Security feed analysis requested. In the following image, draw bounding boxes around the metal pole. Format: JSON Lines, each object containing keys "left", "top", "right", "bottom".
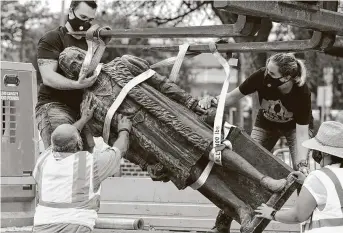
{"left": 68, "top": 25, "right": 254, "bottom": 38}
{"left": 60, "top": 0, "right": 66, "bottom": 26}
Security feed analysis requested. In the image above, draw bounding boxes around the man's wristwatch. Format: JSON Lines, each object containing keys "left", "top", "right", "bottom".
{"left": 270, "top": 210, "right": 277, "bottom": 221}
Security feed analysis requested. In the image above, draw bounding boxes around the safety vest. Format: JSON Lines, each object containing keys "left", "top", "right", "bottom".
{"left": 302, "top": 165, "right": 343, "bottom": 233}
{"left": 32, "top": 147, "right": 100, "bottom": 229}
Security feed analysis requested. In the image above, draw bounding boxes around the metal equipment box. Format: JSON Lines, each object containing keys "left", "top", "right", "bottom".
{"left": 1, "top": 61, "right": 39, "bottom": 227}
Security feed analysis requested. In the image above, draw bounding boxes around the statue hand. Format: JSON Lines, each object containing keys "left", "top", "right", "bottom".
{"left": 198, "top": 96, "right": 218, "bottom": 110}
{"left": 77, "top": 70, "right": 98, "bottom": 88}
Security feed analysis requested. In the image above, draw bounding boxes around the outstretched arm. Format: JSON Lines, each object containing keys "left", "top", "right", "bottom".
{"left": 121, "top": 55, "right": 198, "bottom": 110}
{"left": 148, "top": 73, "right": 198, "bottom": 110}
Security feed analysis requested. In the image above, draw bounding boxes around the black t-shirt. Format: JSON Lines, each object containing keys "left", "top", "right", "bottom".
{"left": 36, "top": 26, "right": 88, "bottom": 112}
{"left": 239, "top": 67, "right": 314, "bottom": 130}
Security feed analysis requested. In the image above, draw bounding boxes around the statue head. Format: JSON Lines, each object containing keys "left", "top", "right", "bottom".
{"left": 59, "top": 46, "right": 87, "bottom": 80}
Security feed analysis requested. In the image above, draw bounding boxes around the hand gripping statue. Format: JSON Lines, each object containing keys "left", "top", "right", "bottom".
{"left": 59, "top": 46, "right": 296, "bottom": 233}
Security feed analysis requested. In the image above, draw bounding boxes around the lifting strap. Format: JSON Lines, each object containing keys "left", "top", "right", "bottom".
{"left": 102, "top": 43, "right": 191, "bottom": 143}
{"left": 79, "top": 24, "right": 111, "bottom": 80}
{"left": 169, "top": 44, "right": 189, "bottom": 82}
{"left": 190, "top": 43, "right": 238, "bottom": 190}
{"left": 102, "top": 69, "right": 156, "bottom": 143}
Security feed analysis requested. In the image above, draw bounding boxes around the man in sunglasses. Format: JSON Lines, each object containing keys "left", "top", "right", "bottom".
{"left": 36, "top": 0, "right": 98, "bottom": 153}
{"left": 255, "top": 121, "right": 343, "bottom": 233}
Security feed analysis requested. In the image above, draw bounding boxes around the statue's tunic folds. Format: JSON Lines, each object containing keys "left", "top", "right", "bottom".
{"left": 59, "top": 47, "right": 215, "bottom": 189}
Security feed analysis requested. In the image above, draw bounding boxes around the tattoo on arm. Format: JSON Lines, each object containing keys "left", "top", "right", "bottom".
{"left": 37, "top": 59, "right": 57, "bottom": 66}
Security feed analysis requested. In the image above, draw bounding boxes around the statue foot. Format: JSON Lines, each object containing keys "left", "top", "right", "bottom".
{"left": 238, "top": 207, "right": 253, "bottom": 233}
{"left": 240, "top": 220, "right": 255, "bottom": 233}
{"left": 260, "top": 176, "right": 287, "bottom": 193}
{"left": 211, "top": 210, "right": 233, "bottom": 233}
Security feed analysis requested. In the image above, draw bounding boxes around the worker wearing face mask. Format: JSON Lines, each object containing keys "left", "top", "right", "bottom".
{"left": 36, "top": 0, "right": 99, "bottom": 154}
{"left": 199, "top": 53, "right": 314, "bottom": 233}
{"left": 255, "top": 121, "right": 343, "bottom": 233}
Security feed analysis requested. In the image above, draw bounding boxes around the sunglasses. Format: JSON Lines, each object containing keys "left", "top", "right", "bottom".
{"left": 312, "top": 150, "right": 324, "bottom": 164}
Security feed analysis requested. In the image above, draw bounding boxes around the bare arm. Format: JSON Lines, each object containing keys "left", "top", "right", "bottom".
{"left": 73, "top": 117, "right": 88, "bottom": 132}
{"left": 221, "top": 87, "right": 246, "bottom": 108}
{"left": 73, "top": 95, "right": 96, "bottom": 132}
{"left": 255, "top": 186, "right": 316, "bottom": 224}
{"left": 274, "top": 186, "right": 316, "bottom": 224}
{"left": 112, "top": 131, "right": 130, "bottom": 156}
{"left": 295, "top": 124, "right": 310, "bottom": 168}
{"left": 93, "top": 115, "right": 131, "bottom": 183}
{"left": 38, "top": 59, "right": 83, "bottom": 90}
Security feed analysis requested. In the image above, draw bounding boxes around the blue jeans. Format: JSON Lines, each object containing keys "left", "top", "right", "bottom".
{"left": 250, "top": 126, "right": 313, "bottom": 169}
{"left": 35, "top": 102, "right": 95, "bottom": 151}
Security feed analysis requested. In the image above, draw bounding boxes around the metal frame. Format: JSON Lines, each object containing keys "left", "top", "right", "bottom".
{"left": 115, "top": 31, "right": 335, "bottom": 53}
{"left": 69, "top": 15, "right": 260, "bottom": 38}
{"left": 69, "top": 1, "right": 343, "bottom": 55}
{"left": 215, "top": 0, "right": 343, "bottom": 36}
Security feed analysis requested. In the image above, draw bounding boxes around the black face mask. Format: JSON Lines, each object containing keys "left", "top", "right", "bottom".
{"left": 68, "top": 9, "right": 92, "bottom": 31}
{"left": 263, "top": 73, "right": 285, "bottom": 88}
{"left": 312, "top": 150, "right": 323, "bottom": 164}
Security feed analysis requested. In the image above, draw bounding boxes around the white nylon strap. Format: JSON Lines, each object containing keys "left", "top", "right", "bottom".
{"left": 190, "top": 161, "right": 215, "bottom": 190}
{"left": 102, "top": 69, "right": 156, "bottom": 143}
{"left": 210, "top": 42, "right": 233, "bottom": 166}
{"left": 79, "top": 25, "right": 100, "bottom": 80}
{"left": 190, "top": 43, "right": 237, "bottom": 190}
{"left": 151, "top": 53, "right": 198, "bottom": 69}
{"left": 94, "top": 63, "right": 103, "bottom": 77}
{"left": 169, "top": 44, "right": 189, "bottom": 82}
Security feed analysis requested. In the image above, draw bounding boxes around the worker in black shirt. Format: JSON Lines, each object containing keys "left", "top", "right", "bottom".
{"left": 199, "top": 53, "right": 314, "bottom": 233}
{"left": 36, "top": 0, "right": 98, "bottom": 152}
{"left": 199, "top": 53, "right": 314, "bottom": 173}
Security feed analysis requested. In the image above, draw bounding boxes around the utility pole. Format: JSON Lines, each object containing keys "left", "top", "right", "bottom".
{"left": 59, "top": 0, "right": 66, "bottom": 26}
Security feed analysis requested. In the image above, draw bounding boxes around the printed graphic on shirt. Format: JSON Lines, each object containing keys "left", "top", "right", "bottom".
{"left": 260, "top": 99, "right": 293, "bottom": 123}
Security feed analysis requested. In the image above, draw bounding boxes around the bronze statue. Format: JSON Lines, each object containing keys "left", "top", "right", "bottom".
{"left": 59, "top": 46, "right": 295, "bottom": 233}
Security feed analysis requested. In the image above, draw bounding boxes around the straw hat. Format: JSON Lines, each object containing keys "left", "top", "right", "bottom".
{"left": 302, "top": 121, "right": 343, "bottom": 158}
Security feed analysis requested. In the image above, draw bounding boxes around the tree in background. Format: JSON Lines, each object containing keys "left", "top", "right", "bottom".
{"left": 108, "top": 0, "right": 343, "bottom": 111}
{"left": 1, "top": 0, "right": 55, "bottom": 62}
{"left": 1, "top": 0, "right": 342, "bottom": 108}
